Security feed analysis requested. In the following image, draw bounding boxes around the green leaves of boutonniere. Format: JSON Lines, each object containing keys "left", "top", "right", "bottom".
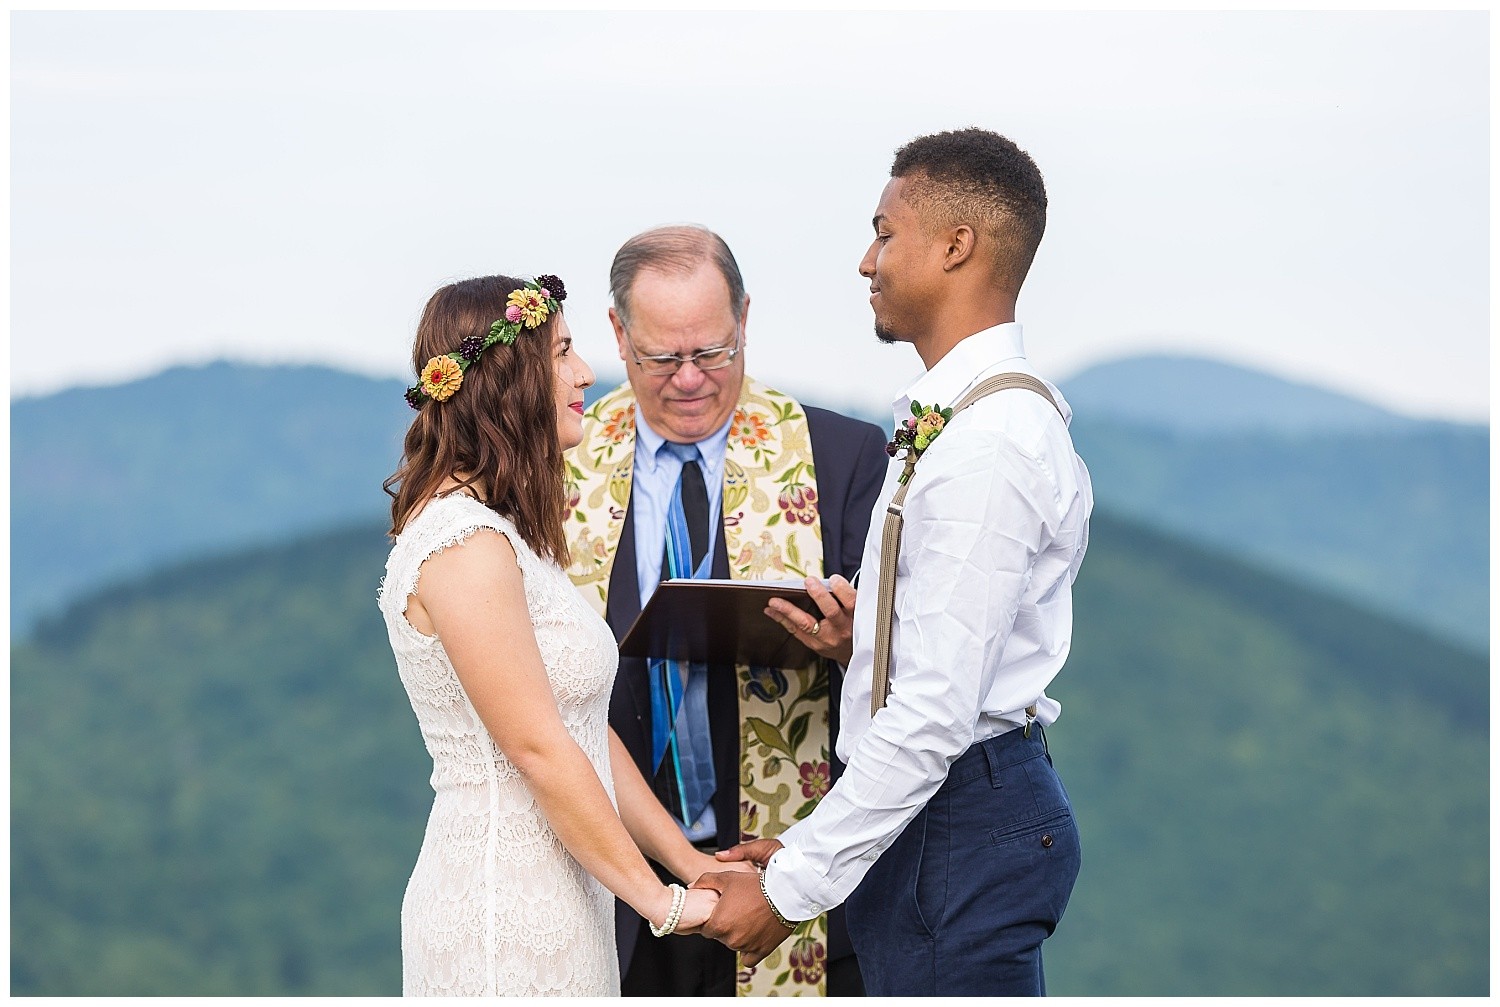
{"left": 886, "top": 400, "right": 955, "bottom": 484}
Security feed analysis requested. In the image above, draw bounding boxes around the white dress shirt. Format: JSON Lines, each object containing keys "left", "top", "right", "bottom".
{"left": 763, "top": 322, "right": 1093, "bottom": 920}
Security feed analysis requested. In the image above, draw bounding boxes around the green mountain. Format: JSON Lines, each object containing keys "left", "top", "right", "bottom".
{"left": 10, "top": 362, "right": 413, "bottom": 630}
{"left": 1068, "top": 420, "right": 1489, "bottom": 649}
{"left": 11, "top": 513, "right": 1487, "bottom": 995}
{"left": 12, "top": 358, "right": 1488, "bottom": 651}
{"left": 9, "top": 361, "right": 628, "bottom": 634}
{"left": 1061, "top": 354, "right": 1424, "bottom": 435}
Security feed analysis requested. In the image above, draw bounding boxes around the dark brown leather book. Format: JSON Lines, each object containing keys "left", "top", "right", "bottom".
{"left": 618, "top": 578, "right": 825, "bottom": 668}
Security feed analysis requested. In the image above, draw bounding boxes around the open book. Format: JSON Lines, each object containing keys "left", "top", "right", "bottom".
{"left": 618, "top": 578, "right": 828, "bottom": 668}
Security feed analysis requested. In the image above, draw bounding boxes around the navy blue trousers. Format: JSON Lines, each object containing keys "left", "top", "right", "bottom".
{"left": 845, "top": 725, "right": 1081, "bottom": 996}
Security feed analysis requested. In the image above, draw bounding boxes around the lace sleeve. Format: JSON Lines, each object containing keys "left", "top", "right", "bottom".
{"left": 378, "top": 495, "right": 541, "bottom": 623}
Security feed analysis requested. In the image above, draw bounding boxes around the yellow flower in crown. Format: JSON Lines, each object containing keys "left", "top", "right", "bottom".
{"left": 419, "top": 355, "right": 464, "bottom": 401}
{"left": 507, "top": 287, "right": 550, "bottom": 329}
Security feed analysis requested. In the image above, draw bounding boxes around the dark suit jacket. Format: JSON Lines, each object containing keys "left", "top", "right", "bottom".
{"left": 604, "top": 402, "right": 889, "bottom": 976}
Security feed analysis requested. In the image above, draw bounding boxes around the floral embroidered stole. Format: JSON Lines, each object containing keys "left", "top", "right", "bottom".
{"left": 566, "top": 377, "right": 831, "bottom": 996}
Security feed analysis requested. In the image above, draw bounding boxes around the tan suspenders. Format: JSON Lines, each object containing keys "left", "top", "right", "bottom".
{"left": 870, "top": 372, "right": 1065, "bottom": 719}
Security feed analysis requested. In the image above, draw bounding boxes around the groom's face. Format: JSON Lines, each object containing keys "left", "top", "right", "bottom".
{"left": 610, "top": 263, "right": 748, "bottom": 444}
{"left": 859, "top": 176, "right": 947, "bottom": 345}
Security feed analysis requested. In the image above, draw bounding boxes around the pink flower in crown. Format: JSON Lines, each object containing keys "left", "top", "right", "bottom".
{"left": 798, "top": 761, "right": 830, "bottom": 799}
{"left": 505, "top": 304, "right": 523, "bottom": 324}
{"left": 789, "top": 936, "right": 826, "bottom": 985}
{"left": 777, "top": 484, "right": 819, "bottom": 525}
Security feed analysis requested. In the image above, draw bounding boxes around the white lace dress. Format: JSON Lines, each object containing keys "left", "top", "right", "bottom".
{"left": 377, "top": 494, "right": 622, "bottom": 996}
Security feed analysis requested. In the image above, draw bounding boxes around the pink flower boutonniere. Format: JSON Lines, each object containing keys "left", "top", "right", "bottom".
{"left": 886, "top": 399, "right": 954, "bottom": 484}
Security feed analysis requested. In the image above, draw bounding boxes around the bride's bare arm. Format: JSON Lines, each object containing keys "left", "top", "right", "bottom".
{"left": 609, "top": 729, "right": 755, "bottom": 886}
{"left": 414, "top": 529, "right": 710, "bottom": 932}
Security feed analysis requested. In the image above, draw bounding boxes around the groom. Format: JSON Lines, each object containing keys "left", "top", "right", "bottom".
{"left": 694, "top": 128, "right": 1094, "bottom": 996}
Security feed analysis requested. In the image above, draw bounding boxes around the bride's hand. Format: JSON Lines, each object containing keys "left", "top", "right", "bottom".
{"left": 671, "top": 886, "right": 720, "bottom": 935}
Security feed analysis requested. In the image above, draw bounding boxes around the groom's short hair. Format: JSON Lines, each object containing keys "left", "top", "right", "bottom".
{"left": 892, "top": 128, "right": 1047, "bottom": 295}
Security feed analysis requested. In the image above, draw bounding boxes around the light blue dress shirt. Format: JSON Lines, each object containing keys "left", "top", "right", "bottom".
{"left": 629, "top": 407, "right": 731, "bottom": 607}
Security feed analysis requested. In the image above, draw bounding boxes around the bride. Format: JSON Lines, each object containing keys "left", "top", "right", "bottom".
{"left": 378, "top": 274, "right": 728, "bottom": 995}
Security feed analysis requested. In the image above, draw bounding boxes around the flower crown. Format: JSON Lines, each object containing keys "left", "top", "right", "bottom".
{"left": 404, "top": 274, "right": 568, "bottom": 408}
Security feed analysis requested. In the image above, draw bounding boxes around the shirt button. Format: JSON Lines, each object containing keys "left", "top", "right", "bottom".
{"left": 1041, "top": 834, "right": 1054, "bottom": 848}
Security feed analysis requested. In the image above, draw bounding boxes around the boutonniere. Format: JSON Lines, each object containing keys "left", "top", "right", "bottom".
{"left": 886, "top": 400, "right": 954, "bottom": 484}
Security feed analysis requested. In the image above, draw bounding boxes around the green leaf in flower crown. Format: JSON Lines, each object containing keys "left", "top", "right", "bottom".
{"left": 911, "top": 400, "right": 924, "bottom": 417}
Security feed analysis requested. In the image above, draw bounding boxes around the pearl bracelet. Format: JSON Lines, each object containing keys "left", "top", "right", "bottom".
{"left": 758, "top": 868, "right": 797, "bottom": 931}
{"left": 649, "top": 883, "right": 687, "bottom": 938}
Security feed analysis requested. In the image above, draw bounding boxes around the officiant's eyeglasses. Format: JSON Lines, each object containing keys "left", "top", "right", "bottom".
{"left": 624, "top": 331, "right": 742, "bottom": 377}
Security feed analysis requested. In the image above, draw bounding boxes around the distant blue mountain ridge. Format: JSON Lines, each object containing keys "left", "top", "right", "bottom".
{"left": 1059, "top": 354, "right": 1444, "bottom": 435}
{"left": 10, "top": 356, "right": 1487, "bottom": 649}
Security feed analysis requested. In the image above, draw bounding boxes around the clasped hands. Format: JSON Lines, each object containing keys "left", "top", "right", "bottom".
{"left": 683, "top": 838, "right": 793, "bottom": 966}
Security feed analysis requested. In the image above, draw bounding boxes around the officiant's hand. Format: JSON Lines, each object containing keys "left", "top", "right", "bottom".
{"left": 765, "top": 575, "right": 856, "bottom": 666}
{"left": 691, "top": 867, "right": 798, "bottom": 965}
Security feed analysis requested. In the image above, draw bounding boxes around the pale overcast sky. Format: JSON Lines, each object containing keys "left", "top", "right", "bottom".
{"left": 10, "top": 10, "right": 1490, "bottom": 422}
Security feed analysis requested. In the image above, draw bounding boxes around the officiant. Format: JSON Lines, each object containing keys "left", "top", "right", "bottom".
{"left": 565, "top": 225, "right": 887, "bottom": 996}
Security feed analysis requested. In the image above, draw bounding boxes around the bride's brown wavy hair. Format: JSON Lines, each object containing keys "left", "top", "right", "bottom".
{"left": 384, "top": 274, "right": 568, "bottom": 566}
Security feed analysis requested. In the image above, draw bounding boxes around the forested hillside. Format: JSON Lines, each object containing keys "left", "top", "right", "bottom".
{"left": 1068, "top": 420, "right": 1489, "bottom": 647}
{"left": 11, "top": 514, "right": 1487, "bottom": 995}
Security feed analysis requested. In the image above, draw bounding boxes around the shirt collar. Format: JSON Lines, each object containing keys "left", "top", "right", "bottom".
{"left": 894, "top": 322, "right": 1027, "bottom": 418}
{"left": 633, "top": 404, "right": 733, "bottom": 472}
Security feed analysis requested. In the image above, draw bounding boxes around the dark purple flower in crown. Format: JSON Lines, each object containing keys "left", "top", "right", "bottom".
{"left": 404, "top": 386, "right": 424, "bottom": 410}
{"left": 534, "top": 274, "right": 567, "bottom": 302}
{"left": 458, "top": 335, "right": 486, "bottom": 362}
